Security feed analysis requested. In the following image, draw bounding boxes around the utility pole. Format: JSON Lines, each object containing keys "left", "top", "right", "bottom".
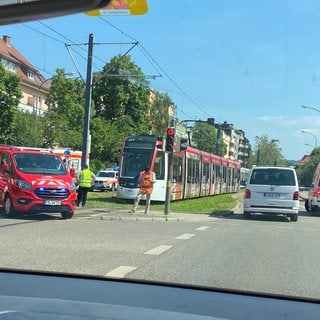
{"left": 81, "top": 33, "right": 94, "bottom": 168}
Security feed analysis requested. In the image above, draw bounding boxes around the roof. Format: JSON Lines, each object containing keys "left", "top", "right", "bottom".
{"left": 0, "top": 35, "right": 49, "bottom": 89}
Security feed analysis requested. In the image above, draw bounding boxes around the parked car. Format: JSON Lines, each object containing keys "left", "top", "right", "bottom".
{"left": 243, "top": 166, "right": 300, "bottom": 221}
{"left": 304, "top": 162, "right": 320, "bottom": 215}
{"left": 90, "top": 169, "right": 118, "bottom": 192}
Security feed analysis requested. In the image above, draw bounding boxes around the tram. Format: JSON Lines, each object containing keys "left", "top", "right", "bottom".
{"left": 117, "top": 135, "right": 242, "bottom": 202}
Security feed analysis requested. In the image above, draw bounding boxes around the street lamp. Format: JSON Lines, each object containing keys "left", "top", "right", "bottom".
{"left": 301, "top": 105, "right": 320, "bottom": 113}
{"left": 305, "top": 143, "right": 315, "bottom": 149}
{"left": 301, "top": 130, "right": 318, "bottom": 148}
{"left": 35, "top": 72, "right": 74, "bottom": 118}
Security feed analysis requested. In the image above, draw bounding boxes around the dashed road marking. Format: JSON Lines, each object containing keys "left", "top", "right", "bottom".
{"left": 105, "top": 266, "right": 137, "bottom": 278}
{"left": 144, "top": 245, "right": 173, "bottom": 255}
{"left": 196, "top": 226, "right": 210, "bottom": 231}
{"left": 275, "top": 226, "right": 294, "bottom": 229}
{"left": 175, "top": 233, "right": 195, "bottom": 240}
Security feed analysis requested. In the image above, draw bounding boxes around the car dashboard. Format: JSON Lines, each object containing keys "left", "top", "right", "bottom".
{"left": 0, "top": 270, "right": 319, "bottom": 320}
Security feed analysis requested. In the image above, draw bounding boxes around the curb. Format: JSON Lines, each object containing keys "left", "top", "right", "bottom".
{"left": 75, "top": 206, "right": 237, "bottom": 222}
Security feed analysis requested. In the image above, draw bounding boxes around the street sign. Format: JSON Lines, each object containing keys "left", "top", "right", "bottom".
{"left": 86, "top": 0, "right": 148, "bottom": 16}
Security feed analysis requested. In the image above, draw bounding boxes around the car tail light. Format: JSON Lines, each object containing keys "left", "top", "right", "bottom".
{"left": 293, "top": 191, "right": 299, "bottom": 200}
{"left": 244, "top": 189, "right": 251, "bottom": 199}
{"left": 313, "top": 191, "right": 319, "bottom": 199}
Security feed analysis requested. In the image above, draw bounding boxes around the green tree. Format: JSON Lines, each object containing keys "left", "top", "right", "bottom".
{"left": 192, "top": 122, "right": 217, "bottom": 154}
{"left": 10, "top": 110, "right": 45, "bottom": 147}
{"left": 0, "top": 64, "right": 22, "bottom": 143}
{"left": 44, "top": 69, "right": 85, "bottom": 149}
{"left": 92, "top": 55, "right": 150, "bottom": 131}
{"left": 149, "top": 91, "right": 175, "bottom": 136}
{"left": 248, "top": 134, "right": 285, "bottom": 167}
{"left": 296, "top": 148, "right": 320, "bottom": 186}
{"left": 191, "top": 122, "right": 227, "bottom": 155}
{"left": 90, "top": 115, "right": 137, "bottom": 164}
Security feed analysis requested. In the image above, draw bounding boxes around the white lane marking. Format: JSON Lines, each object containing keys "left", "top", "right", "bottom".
{"left": 144, "top": 245, "right": 173, "bottom": 255}
{"left": 300, "top": 220, "right": 320, "bottom": 224}
{"left": 300, "top": 228, "right": 319, "bottom": 231}
{"left": 275, "top": 226, "right": 294, "bottom": 229}
{"left": 175, "top": 233, "right": 195, "bottom": 240}
{"left": 196, "top": 226, "right": 210, "bottom": 231}
{"left": 105, "top": 266, "right": 137, "bottom": 278}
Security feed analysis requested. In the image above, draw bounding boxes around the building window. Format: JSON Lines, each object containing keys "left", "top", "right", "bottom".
{"left": 0, "top": 58, "right": 17, "bottom": 73}
{"left": 27, "top": 70, "right": 35, "bottom": 80}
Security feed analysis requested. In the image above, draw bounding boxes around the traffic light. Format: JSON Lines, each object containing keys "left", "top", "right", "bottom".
{"left": 165, "top": 127, "right": 175, "bottom": 152}
{"left": 176, "top": 136, "right": 188, "bottom": 152}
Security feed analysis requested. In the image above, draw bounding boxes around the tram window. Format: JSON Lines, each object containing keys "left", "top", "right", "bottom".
{"left": 195, "top": 159, "right": 200, "bottom": 183}
{"left": 222, "top": 166, "right": 227, "bottom": 182}
{"left": 154, "top": 152, "right": 165, "bottom": 180}
{"left": 187, "top": 159, "right": 191, "bottom": 183}
{"left": 202, "top": 163, "right": 210, "bottom": 183}
{"left": 187, "top": 158, "right": 200, "bottom": 183}
{"left": 173, "top": 156, "right": 183, "bottom": 182}
{"left": 212, "top": 165, "right": 217, "bottom": 183}
{"left": 187, "top": 158, "right": 195, "bottom": 183}
{"left": 217, "top": 165, "right": 223, "bottom": 182}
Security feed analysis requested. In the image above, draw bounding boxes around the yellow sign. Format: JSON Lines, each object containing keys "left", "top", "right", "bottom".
{"left": 86, "top": 0, "right": 148, "bottom": 16}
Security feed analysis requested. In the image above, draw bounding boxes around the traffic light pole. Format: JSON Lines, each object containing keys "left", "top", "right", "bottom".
{"left": 164, "top": 151, "right": 173, "bottom": 215}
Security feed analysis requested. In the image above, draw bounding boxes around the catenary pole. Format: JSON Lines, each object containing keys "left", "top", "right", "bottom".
{"left": 81, "top": 33, "right": 94, "bottom": 168}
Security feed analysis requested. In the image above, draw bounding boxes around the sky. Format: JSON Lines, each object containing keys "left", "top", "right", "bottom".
{"left": 2, "top": 0, "right": 320, "bottom": 160}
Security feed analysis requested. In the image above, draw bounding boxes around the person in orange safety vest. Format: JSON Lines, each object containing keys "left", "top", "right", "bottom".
{"left": 130, "top": 165, "right": 156, "bottom": 215}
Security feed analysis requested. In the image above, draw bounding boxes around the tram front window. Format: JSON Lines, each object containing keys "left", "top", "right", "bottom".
{"left": 120, "top": 150, "right": 153, "bottom": 178}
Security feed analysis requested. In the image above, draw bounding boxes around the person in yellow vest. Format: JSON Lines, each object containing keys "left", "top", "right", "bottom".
{"left": 130, "top": 165, "right": 156, "bottom": 215}
{"left": 77, "top": 164, "right": 95, "bottom": 207}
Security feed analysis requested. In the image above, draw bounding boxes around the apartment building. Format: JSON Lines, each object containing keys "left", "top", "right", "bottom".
{"left": 0, "top": 35, "right": 50, "bottom": 116}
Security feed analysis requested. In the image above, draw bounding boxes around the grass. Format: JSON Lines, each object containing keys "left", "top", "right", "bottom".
{"left": 86, "top": 191, "right": 238, "bottom": 214}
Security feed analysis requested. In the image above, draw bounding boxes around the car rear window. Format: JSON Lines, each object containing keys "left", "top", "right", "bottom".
{"left": 249, "top": 168, "right": 296, "bottom": 186}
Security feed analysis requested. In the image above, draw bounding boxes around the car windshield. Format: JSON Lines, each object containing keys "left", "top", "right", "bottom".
{"left": 96, "top": 171, "right": 115, "bottom": 178}
{"left": 2, "top": 0, "right": 320, "bottom": 304}
{"left": 14, "top": 153, "right": 67, "bottom": 175}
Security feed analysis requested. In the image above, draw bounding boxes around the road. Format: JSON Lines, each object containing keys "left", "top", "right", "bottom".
{"left": 1, "top": 196, "right": 320, "bottom": 299}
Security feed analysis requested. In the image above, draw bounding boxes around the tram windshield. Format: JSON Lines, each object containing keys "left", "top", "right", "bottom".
{"left": 120, "top": 148, "right": 154, "bottom": 178}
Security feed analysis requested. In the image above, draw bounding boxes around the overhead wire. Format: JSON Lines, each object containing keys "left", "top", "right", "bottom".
{"left": 22, "top": 17, "right": 212, "bottom": 122}
{"left": 97, "top": 17, "right": 212, "bottom": 120}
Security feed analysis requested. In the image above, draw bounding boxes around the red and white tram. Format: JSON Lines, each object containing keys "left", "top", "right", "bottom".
{"left": 117, "top": 135, "right": 241, "bottom": 202}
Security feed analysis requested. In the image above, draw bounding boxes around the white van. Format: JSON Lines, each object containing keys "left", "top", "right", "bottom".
{"left": 243, "top": 166, "right": 299, "bottom": 221}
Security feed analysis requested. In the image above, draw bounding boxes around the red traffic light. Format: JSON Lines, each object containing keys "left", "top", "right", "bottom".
{"left": 167, "top": 127, "right": 175, "bottom": 136}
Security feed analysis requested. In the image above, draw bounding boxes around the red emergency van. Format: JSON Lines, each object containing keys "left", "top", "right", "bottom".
{"left": 0, "top": 145, "right": 77, "bottom": 219}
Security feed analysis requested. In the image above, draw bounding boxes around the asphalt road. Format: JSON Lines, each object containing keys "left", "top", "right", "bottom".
{"left": 1, "top": 195, "right": 320, "bottom": 300}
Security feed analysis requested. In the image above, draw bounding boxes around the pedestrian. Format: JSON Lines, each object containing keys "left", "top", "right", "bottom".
{"left": 77, "top": 164, "right": 95, "bottom": 207}
{"left": 130, "top": 165, "right": 156, "bottom": 215}
{"left": 69, "top": 163, "right": 77, "bottom": 179}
